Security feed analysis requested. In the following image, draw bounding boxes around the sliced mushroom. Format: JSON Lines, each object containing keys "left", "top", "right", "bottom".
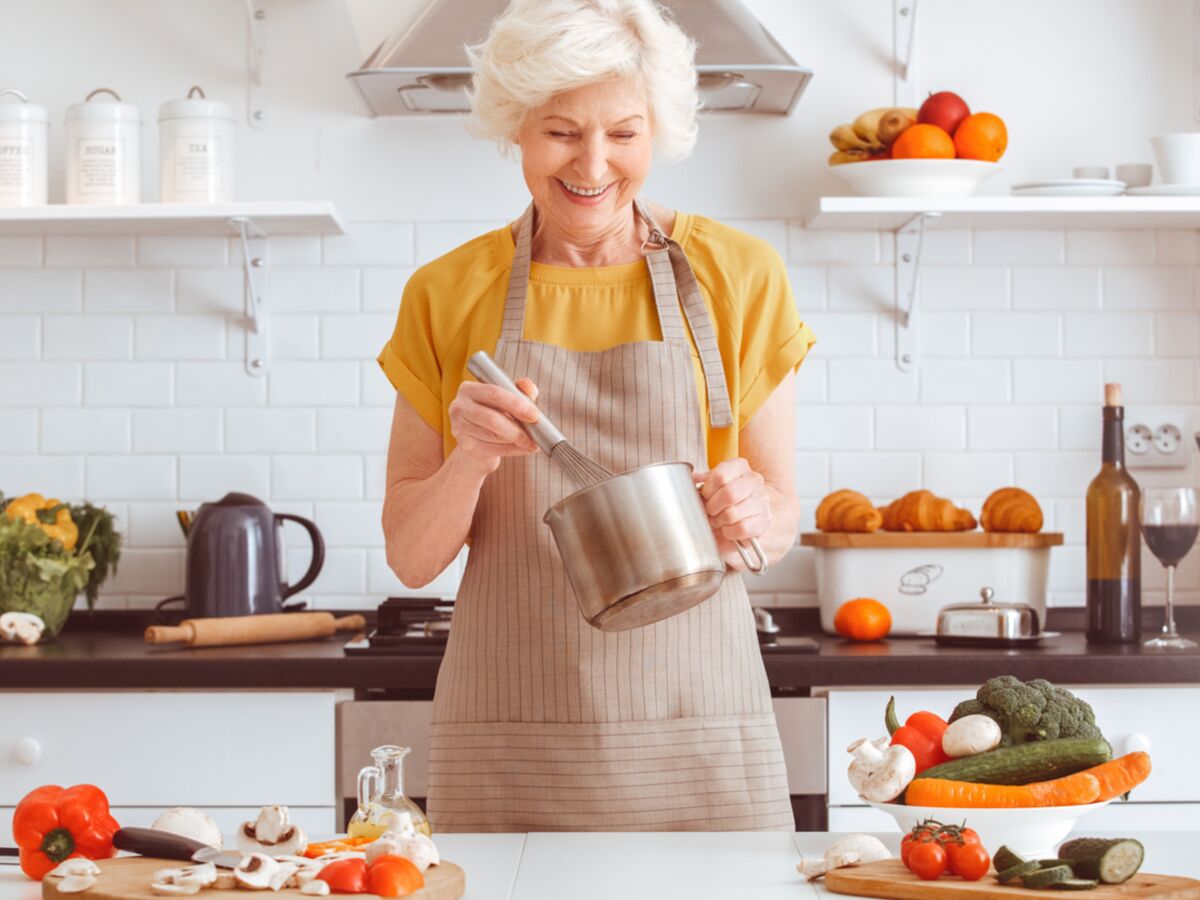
{"left": 291, "top": 869, "right": 319, "bottom": 887}
{"left": 48, "top": 859, "right": 101, "bottom": 879}
{"left": 300, "top": 881, "right": 330, "bottom": 896}
{"left": 56, "top": 875, "right": 97, "bottom": 893}
{"left": 150, "top": 883, "right": 200, "bottom": 896}
{"left": 0, "top": 611, "right": 45, "bottom": 646}
{"left": 234, "top": 854, "right": 281, "bottom": 890}
{"left": 213, "top": 871, "right": 238, "bottom": 890}
{"left": 268, "top": 863, "right": 298, "bottom": 891}
{"left": 236, "top": 806, "right": 307, "bottom": 857}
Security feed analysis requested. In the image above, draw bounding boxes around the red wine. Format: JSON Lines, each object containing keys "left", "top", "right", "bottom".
{"left": 1086, "top": 384, "right": 1141, "bottom": 644}
{"left": 1143, "top": 523, "right": 1200, "bottom": 568}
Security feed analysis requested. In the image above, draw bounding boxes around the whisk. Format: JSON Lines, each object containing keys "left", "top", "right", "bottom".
{"left": 467, "top": 351, "right": 613, "bottom": 490}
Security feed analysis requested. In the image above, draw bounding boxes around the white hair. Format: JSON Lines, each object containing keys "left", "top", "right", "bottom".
{"left": 465, "top": 0, "right": 700, "bottom": 162}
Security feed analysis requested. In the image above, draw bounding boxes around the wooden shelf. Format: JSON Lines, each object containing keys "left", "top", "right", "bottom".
{"left": 0, "top": 202, "right": 344, "bottom": 236}
{"left": 806, "top": 195, "right": 1200, "bottom": 231}
{"left": 800, "top": 531, "right": 1065, "bottom": 549}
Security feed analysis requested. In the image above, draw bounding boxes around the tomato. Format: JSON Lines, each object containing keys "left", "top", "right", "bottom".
{"left": 367, "top": 856, "right": 424, "bottom": 898}
{"left": 901, "top": 821, "right": 942, "bottom": 866}
{"left": 317, "top": 858, "right": 369, "bottom": 893}
{"left": 953, "top": 844, "right": 991, "bottom": 881}
{"left": 934, "top": 824, "right": 982, "bottom": 874}
{"left": 907, "top": 841, "right": 947, "bottom": 881}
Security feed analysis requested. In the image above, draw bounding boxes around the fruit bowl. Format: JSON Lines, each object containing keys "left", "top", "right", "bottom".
{"left": 867, "top": 798, "right": 1113, "bottom": 859}
{"left": 828, "top": 158, "right": 1002, "bottom": 197}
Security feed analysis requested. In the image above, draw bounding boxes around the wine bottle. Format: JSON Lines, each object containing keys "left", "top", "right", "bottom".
{"left": 1085, "top": 383, "right": 1141, "bottom": 643}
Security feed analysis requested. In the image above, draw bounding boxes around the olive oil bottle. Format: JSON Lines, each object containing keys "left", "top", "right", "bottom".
{"left": 1085, "top": 383, "right": 1141, "bottom": 643}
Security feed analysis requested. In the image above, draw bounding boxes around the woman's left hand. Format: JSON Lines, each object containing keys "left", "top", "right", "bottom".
{"left": 694, "top": 457, "right": 772, "bottom": 568}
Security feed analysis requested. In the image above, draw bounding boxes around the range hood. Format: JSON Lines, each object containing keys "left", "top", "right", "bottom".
{"left": 346, "top": 0, "right": 811, "bottom": 116}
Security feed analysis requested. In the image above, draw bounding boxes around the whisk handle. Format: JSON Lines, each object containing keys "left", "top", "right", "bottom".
{"left": 467, "top": 350, "right": 566, "bottom": 454}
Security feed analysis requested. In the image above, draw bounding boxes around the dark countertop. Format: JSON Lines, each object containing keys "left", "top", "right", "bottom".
{"left": 3, "top": 609, "right": 1199, "bottom": 693}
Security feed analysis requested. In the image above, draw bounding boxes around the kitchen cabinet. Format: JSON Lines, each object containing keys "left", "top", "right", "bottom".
{"left": 0, "top": 691, "right": 337, "bottom": 843}
{"left": 822, "top": 686, "right": 1200, "bottom": 830}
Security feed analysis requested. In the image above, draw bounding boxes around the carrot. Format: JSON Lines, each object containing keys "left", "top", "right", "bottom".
{"left": 303, "top": 836, "right": 373, "bottom": 858}
{"left": 1073, "top": 751, "right": 1152, "bottom": 802}
{"left": 905, "top": 770, "right": 1101, "bottom": 808}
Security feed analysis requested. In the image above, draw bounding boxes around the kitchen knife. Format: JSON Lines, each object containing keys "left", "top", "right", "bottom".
{"left": 113, "top": 827, "right": 243, "bottom": 869}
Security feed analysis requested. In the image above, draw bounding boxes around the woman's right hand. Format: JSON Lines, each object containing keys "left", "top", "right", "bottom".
{"left": 448, "top": 377, "right": 541, "bottom": 474}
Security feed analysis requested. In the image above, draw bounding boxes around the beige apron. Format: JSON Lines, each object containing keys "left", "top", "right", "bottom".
{"left": 426, "top": 202, "right": 793, "bottom": 832}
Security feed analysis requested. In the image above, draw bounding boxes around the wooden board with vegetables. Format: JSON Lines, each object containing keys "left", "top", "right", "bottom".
{"left": 824, "top": 859, "right": 1200, "bottom": 900}
{"left": 42, "top": 856, "right": 466, "bottom": 900}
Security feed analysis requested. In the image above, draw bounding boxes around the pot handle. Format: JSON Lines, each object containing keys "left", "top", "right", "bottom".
{"left": 276, "top": 513, "right": 325, "bottom": 599}
{"left": 736, "top": 537, "right": 768, "bottom": 575}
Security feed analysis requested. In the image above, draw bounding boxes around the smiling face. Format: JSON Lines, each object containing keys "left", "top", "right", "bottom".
{"left": 515, "top": 77, "right": 654, "bottom": 244}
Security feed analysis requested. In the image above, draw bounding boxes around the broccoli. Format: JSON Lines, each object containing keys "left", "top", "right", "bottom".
{"left": 948, "top": 675, "right": 1105, "bottom": 746}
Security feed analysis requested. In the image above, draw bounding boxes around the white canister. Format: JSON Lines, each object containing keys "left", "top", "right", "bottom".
{"left": 65, "top": 88, "right": 141, "bottom": 205}
{"left": 0, "top": 89, "right": 48, "bottom": 207}
{"left": 158, "top": 86, "right": 234, "bottom": 203}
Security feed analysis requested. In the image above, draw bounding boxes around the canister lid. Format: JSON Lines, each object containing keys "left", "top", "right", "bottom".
{"left": 0, "top": 89, "right": 48, "bottom": 123}
{"left": 66, "top": 88, "right": 141, "bottom": 123}
{"left": 159, "top": 86, "right": 233, "bottom": 122}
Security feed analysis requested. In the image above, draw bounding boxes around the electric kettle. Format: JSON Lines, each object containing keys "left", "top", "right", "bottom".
{"left": 167, "top": 492, "right": 325, "bottom": 618}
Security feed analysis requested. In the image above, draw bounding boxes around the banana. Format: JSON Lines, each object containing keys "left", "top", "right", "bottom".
{"left": 829, "top": 124, "right": 873, "bottom": 152}
{"left": 851, "top": 106, "right": 894, "bottom": 148}
{"left": 829, "top": 148, "right": 871, "bottom": 166}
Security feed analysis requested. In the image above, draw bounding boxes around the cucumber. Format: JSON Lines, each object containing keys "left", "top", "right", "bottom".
{"left": 1058, "top": 838, "right": 1145, "bottom": 884}
{"left": 1053, "top": 878, "right": 1100, "bottom": 890}
{"left": 992, "top": 846, "right": 1027, "bottom": 872}
{"left": 1022, "top": 865, "right": 1075, "bottom": 889}
{"left": 916, "top": 738, "right": 1112, "bottom": 786}
{"left": 1038, "top": 859, "right": 1074, "bottom": 867}
{"left": 996, "top": 860, "right": 1039, "bottom": 883}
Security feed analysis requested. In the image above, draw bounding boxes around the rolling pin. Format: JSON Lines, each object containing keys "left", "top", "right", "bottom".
{"left": 145, "top": 611, "right": 367, "bottom": 647}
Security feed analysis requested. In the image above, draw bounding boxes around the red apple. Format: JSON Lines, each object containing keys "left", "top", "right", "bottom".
{"left": 917, "top": 91, "right": 971, "bottom": 137}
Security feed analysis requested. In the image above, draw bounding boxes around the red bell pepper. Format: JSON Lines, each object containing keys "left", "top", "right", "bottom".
{"left": 12, "top": 784, "right": 120, "bottom": 880}
{"left": 885, "top": 696, "right": 951, "bottom": 773}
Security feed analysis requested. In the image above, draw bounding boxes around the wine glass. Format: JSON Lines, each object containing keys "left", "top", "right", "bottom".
{"left": 1140, "top": 487, "right": 1198, "bottom": 650}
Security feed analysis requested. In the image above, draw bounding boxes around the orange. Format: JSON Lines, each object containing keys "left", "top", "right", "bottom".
{"left": 954, "top": 112, "right": 1007, "bottom": 162}
{"left": 833, "top": 598, "right": 892, "bottom": 641}
{"left": 889, "top": 123, "right": 955, "bottom": 159}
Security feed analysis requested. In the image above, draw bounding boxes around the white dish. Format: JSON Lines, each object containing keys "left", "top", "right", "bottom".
{"left": 1126, "top": 183, "right": 1200, "bottom": 196}
{"left": 828, "top": 159, "right": 1002, "bottom": 198}
{"left": 867, "top": 798, "right": 1113, "bottom": 859}
{"left": 1010, "top": 179, "right": 1125, "bottom": 197}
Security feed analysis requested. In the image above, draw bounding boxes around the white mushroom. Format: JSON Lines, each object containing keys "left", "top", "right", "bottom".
{"left": 0, "top": 611, "right": 45, "bottom": 646}
{"left": 150, "top": 882, "right": 200, "bottom": 896}
{"left": 48, "top": 859, "right": 101, "bottom": 879}
{"left": 382, "top": 834, "right": 438, "bottom": 873}
{"left": 234, "top": 854, "right": 281, "bottom": 890}
{"left": 268, "top": 862, "right": 298, "bottom": 891}
{"left": 300, "top": 881, "right": 330, "bottom": 896}
{"left": 151, "top": 808, "right": 223, "bottom": 849}
{"left": 942, "top": 714, "right": 1003, "bottom": 757}
{"left": 56, "top": 875, "right": 97, "bottom": 893}
{"left": 797, "top": 833, "right": 892, "bottom": 881}
{"left": 213, "top": 871, "right": 238, "bottom": 890}
{"left": 236, "top": 806, "right": 307, "bottom": 857}
{"left": 847, "top": 737, "right": 917, "bottom": 803}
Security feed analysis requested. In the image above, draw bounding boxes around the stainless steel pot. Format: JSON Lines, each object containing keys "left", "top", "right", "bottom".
{"left": 544, "top": 461, "right": 766, "bottom": 632}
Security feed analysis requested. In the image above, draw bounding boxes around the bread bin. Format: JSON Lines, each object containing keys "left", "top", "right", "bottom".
{"left": 800, "top": 531, "right": 1063, "bottom": 636}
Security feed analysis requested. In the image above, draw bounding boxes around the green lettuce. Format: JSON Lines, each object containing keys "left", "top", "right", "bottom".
{"left": 0, "top": 515, "right": 94, "bottom": 636}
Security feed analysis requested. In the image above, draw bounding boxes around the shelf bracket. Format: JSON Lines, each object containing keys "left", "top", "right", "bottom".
{"left": 894, "top": 0, "right": 920, "bottom": 108}
{"left": 894, "top": 211, "right": 940, "bottom": 372}
{"left": 229, "top": 216, "right": 269, "bottom": 377}
{"left": 245, "top": 0, "right": 267, "bottom": 129}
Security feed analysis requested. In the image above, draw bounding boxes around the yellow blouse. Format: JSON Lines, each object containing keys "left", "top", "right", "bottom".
{"left": 377, "top": 211, "right": 816, "bottom": 470}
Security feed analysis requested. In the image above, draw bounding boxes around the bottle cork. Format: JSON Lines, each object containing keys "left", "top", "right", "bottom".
{"left": 1104, "top": 383, "right": 1122, "bottom": 407}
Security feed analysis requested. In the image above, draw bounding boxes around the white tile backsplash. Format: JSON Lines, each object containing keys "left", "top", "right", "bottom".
{"left": 10, "top": 217, "right": 1198, "bottom": 611}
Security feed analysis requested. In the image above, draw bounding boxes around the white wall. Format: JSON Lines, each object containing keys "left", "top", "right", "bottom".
{"left": 0, "top": 0, "right": 1197, "bottom": 610}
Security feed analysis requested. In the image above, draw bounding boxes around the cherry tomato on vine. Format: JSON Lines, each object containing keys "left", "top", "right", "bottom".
{"left": 908, "top": 841, "right": 948, "bottom": 880}
{"left": 953, "top": 844, "right": 991, "bottom": 881}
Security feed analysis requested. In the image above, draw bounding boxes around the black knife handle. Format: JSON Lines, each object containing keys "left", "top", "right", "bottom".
{"left": 113, "top": 827, "right": 210, "bottom": 860}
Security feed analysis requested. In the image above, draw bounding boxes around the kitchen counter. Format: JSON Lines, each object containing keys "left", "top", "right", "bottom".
{"left": 0, "top": 832, "right": 1197, "bottom": 899}
{"left": 2, "top": 614, "right": 1199, "bottom": 691}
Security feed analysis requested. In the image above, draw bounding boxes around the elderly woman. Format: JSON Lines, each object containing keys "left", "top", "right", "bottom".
{"left": 379, "top": 0, "right": 815, "bottom": 832}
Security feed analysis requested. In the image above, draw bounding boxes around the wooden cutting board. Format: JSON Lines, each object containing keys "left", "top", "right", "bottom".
{"left": 42, "top": 856, "right": 465, "bottom": 900}
{"left": 824, "top": 859, "right": 1200, "bottom": 900}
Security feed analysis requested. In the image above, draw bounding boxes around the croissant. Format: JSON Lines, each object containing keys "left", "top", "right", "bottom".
{"left": 880, "top": 490, "right": 977, "bottom": 532}
{"left": 981, "top": 487, "right": 1043, "bottom": 533}
{"left": 816, "top": 489, "right": 883, "bottom": 533}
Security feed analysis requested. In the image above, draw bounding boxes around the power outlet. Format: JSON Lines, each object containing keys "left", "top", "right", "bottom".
{"left": 1125, "top": 408, "right": 1191, "bottom": 469}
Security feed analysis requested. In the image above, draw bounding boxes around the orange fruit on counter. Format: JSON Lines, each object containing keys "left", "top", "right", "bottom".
{"left": 954, "top": 112, "right": 1007, "bottom": 161}
{"left": 834, "top": 598, "right": 892, "bottom": 641}
{"left": 889, "top": 123, "right": 955, "bottom": 159}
